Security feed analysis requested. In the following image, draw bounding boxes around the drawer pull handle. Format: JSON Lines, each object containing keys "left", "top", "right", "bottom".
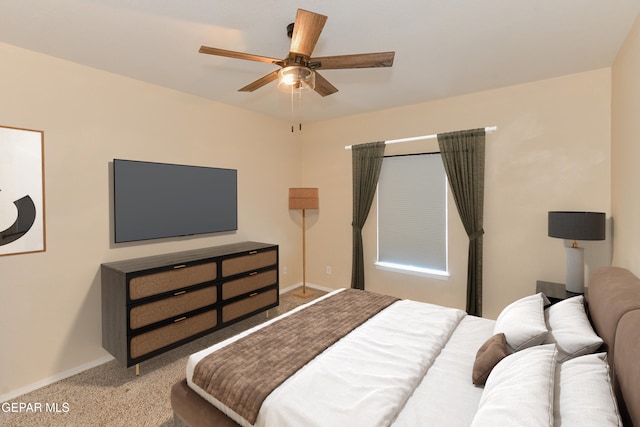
{"left": 173, "top": 291, "right": 187, "bottom": 296}
{"left": 173, "top": 264, "right": 186, "bottom": 269}
{"left": 249, "top": 251, "right": 258, "bottom": 255}
{"left": 174, "top": 316, "right": 187, "bottom": 323}
{"left": 249, "top": 292, "right": 259, "bottom": 297}
{"left": 249, "top": 271, "right": 258, "bottom": 276}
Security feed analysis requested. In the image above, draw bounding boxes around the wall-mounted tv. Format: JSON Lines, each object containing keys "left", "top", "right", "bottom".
{"left": 113, "top": 159, "right": 237, "bottom": 243}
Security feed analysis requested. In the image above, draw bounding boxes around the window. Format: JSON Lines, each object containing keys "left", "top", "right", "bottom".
{"left": 376, "top": 153, "right": 448, "bottom": 276}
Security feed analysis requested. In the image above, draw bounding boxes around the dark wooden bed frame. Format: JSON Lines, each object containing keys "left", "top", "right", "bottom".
{"left": 170, "top": 266, "right": 640, "bottom": 427}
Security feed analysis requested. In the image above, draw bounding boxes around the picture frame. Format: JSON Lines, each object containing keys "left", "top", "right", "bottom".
{"left": 0, "top": 125, "right": 46, "bottom": 256}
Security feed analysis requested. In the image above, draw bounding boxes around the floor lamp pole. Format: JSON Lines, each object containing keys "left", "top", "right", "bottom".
{"left": 302, "top": 208, "right": 307, "bottom": 294}
{"left": 293, "top": 207, "right": 314, "bottom": 298}
{"left": 289, "top": 187, "right": 318, "bottom": 298}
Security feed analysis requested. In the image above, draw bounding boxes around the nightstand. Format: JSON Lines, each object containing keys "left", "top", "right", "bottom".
{"left": 536, "top": 280, "right": 582, "bottom": 306}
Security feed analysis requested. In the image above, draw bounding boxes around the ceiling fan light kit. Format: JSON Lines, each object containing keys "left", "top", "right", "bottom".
{"left": 278, "top": 65, "right": 316, "bottom": 91}
{"left": 199, "top": 9, "right": 395, "bottom": 97}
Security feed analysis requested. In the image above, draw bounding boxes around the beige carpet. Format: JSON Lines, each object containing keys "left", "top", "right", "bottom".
{"left": 1, "top": 287, "right": 325, "bottom": 427}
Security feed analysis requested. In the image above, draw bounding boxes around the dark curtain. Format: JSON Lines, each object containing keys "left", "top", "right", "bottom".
{"left": 351, "top": 141, "right": 386, "bottom": 290}
{"left": 437, "top": 129, "right": 486, "bottom": 316}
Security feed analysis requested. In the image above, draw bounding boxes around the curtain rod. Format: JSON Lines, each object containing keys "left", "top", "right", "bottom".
{"left": 344, "top": 126, "right": 497, "bottom": 150}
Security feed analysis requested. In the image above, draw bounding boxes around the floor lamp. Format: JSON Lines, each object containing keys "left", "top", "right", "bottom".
{"left": 289, "top": 188, "right": 319, "bottom": 298}
{"left": 548, "top": 211, "right": 606, "bottom": 293}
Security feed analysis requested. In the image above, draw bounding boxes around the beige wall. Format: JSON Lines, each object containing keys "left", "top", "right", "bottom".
{"left": 0, "top": 43, "right": 303, "bottom": 398}
{"left": 301, "top": 69, "right": 612, "bottom": 320}
{"left": 612, "top": 15, "right": 640, "bottom": 276}
{"left": 0, "top": 40, "right": 618, "bottom": 399}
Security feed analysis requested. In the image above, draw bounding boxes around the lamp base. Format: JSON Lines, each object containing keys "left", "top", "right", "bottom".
{"left": 565, "top": 246, "right": 585, "bottom": 293}
{"left": 292, "top": 287, "right": 316, "bottom": 298}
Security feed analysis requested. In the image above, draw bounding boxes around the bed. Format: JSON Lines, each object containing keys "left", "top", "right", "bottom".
{"left": 170, "top": 266, "right": 640, "bottom": 427}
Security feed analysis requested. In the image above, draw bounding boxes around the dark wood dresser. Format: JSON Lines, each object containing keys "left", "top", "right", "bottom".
{"left": 101, "top": 241, "right": 279, "bottom": 367}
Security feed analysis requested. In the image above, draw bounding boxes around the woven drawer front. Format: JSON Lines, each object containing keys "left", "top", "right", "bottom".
{"left": 129, "top": 262, "right": 217, "bottom": 300}
{"left": 222, "top": 270, "right": 277, "bottom": 300}
{"left": 129, "top": 309, "right": 217, "bottom": 359}
{"left": 222, "top": 289, "right": 277, "bottom": 323}
{"left": 222, "top": 249, "right": 277, "bottom": 277}
{"left": 129, "top": 286, "right": 217, "bottom": 330}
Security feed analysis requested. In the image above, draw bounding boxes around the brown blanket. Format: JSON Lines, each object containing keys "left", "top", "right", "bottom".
{"left": 192, "top": 289, "right": 399, "bottom": 424}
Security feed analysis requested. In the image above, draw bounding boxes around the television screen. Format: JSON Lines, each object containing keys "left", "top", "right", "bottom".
{"left": 113, "top": 159, "right": 237, "bottom": 243}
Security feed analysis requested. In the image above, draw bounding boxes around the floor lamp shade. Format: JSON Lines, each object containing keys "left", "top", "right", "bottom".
{"left": 548, "top": 211, "right": 606, "bottom": 294}
{"left": 289, "top": 188, "right": 319, "bottom": 210}
{"left": 289, "top": 188, "right": 319, "bottom": 298}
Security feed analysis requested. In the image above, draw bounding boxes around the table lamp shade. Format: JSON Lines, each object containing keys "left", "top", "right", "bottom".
{"left": 548, "top": 211, "right": 606, "bottom": 241}
{"left": 289, "top": 188, "right": 319, "bottom": 210}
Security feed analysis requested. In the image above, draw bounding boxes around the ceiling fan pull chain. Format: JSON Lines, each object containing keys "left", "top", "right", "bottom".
{"left": 291, "top": 86, "right": 295, "bottom": 132}
{"left": 298, "top": 87, "right": 303, "bottom": 131}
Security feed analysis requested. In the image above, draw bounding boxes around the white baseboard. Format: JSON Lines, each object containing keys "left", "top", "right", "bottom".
{"left": 279, "top": 282, "right": 336, "bottom": 294}
{"left": 0, "top": 355, "right": 114, "bottom": 403}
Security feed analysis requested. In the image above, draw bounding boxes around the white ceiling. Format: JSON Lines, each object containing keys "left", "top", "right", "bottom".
{"left": 2, "top": 1, "right": 639, "bottom": 123}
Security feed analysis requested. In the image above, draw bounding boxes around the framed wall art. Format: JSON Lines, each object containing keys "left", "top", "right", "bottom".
{"left": 0, "top": 125, "right": 46, "bottom": 256}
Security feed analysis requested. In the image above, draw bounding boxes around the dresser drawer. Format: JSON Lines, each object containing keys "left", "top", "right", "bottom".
{"left": 221, "top": 249, "right": 277, "bottom": 277}
{"left": 222, "top": 288, "right": 278, "bottom": 323}
{"left": 222, "top": 270, "right": 277, "bottom": 300}
{"left": 129, "top": 262, "right": 217, "bottom": 300}
{"left": 129, "top": 309, "right": 217, "bottom": 360}
{"left": 129, "top": 285, "right": 217, "bottom": 330}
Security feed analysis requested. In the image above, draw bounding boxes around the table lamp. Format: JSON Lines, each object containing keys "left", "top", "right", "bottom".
{"left": 548, "top": 211, "right": 606, "bottom": 293}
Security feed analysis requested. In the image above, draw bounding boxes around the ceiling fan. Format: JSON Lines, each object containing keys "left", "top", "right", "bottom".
{"left": 199, "top": 9, "right": 395, "bottom": 97}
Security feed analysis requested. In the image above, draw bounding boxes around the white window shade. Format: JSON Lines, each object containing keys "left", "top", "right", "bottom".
{"left": 377, "top": 153, "right": 447, "bottom": 274}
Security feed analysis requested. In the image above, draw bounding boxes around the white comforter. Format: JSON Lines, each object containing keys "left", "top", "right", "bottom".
{"left": 392, "top": 315, "right": 495, "bottom": 427}
{"left": 187, "top": 290, "right": 493, "bottom": 427}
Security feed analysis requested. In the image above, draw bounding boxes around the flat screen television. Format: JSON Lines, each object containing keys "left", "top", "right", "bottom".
{"left": 113, "top": 159, "right": 237, "bottom": 243}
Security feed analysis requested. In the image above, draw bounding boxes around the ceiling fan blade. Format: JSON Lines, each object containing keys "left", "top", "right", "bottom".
{"left": 313, "top": 72, "right": 338, "bottom": 97}
{"left": 289, "top": 9, "right": 328, "bottom": 57}
{"left": 311, "top": 52, "right": 395, "bottom": 70}
{"left": 238, "top": 70, "right": 280, "bottom": 92}
{"left": 199, "top": 46, "right": 281, "bottom": 64}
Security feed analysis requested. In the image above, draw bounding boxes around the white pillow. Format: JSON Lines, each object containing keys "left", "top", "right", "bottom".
{"left": 544, "top": 296, "right": 603, "bottom": 362}
{"left": 553, "top": 353, "right": 622, "bottom": 426}
{"left": 471, "top": 344, "right": 557, "bottom": 427}
{"left": 494, "top": 293, "right": 549, "bottom": 352}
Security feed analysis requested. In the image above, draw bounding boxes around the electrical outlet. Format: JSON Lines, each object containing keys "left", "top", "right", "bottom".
{"left": 326, "top": 265, "right": 332, "bottom": 275}
{"left": 283, "top": 266, "right": 288, "bottom": 274}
